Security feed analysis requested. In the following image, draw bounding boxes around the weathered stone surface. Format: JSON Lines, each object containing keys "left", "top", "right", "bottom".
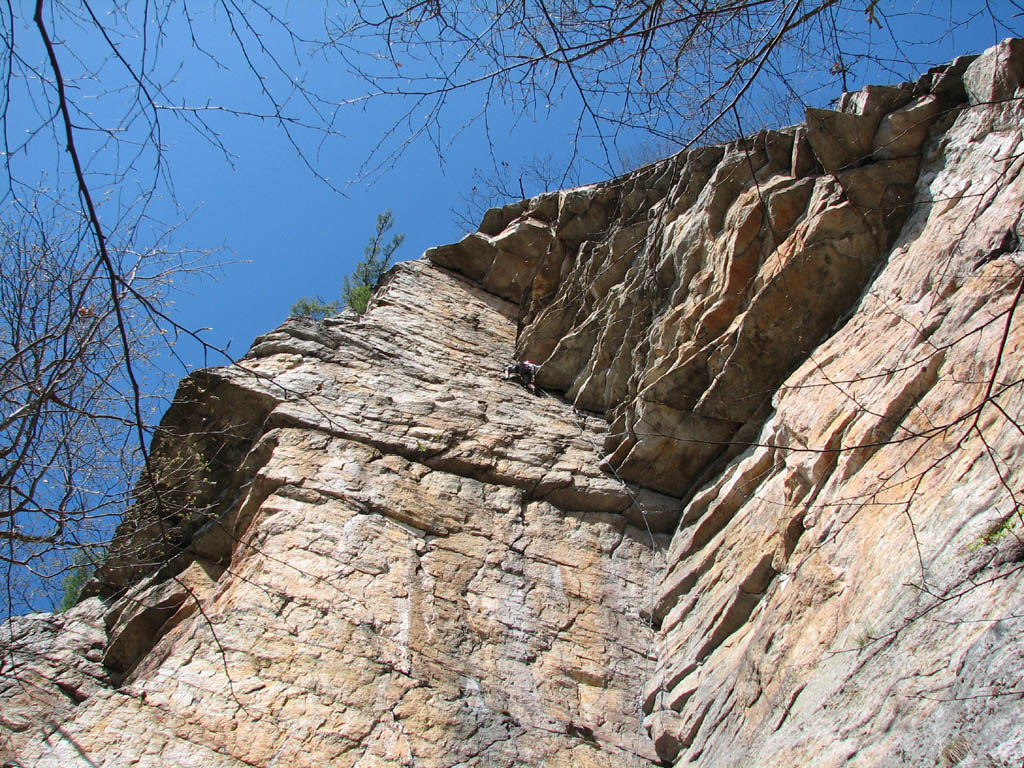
{"left": 804, "top": 107, "right": 878, "bottom": 171}
{"left": 838, "top": 83, "right": 914, "bottom": 118}
{"left": 3, "top": 258, "right": 667, "bottom": 768}
{"left": 102, "top": 560, "right": 224, "bottom": 674}
{"left": 963, "top": 37, "right": 1024, "bottom": 105}
{"left": 482, "top": 217, "right": 560, "bottom": 302}
{"left": 0, "top": 599, "right": 112, "bottom": 765}
{"left": 915, "top": 54, "right": 977, "bottom": 102}
{"left": 873, "top": 94, "right": 941, "bottom": 159}
{"left": 4, "top": 38, "right": 1024, "bottom": 768}
{"left": 790, "top": 125, "right": 819, "bottom": 178}
{"left": 425, "top": 231, "right": 496, "bottom": 282}
{"left": 480, "top": 199, "right": 528, "bottom": 236}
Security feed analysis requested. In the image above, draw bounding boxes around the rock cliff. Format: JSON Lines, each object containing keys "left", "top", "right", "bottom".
{"left": 3, "top": 38, "right": 1024, "bottom": 768}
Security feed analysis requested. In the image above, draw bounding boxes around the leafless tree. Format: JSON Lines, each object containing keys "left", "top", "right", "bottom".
{"left": 334, "top": 0, "right": 1022, "bottom": 173}
{"left": 333, "top": 0, "right": 1023, "bottom": 220}
{"left": 0, "top": 2, "right": 343, "bottom": 614}
{"left": 0, "top": 190, "right": 206, "bottom": 613}
{"left": 452, "top": 154, "right": 575, "bottom": 232}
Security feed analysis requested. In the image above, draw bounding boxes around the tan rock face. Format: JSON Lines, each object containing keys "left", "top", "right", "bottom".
{"left": 3, "top": 261, "right": 667, "bottom": 768}
{"left": 0, "top": 599, "right": 112, "bottom": 749}
{"left": 4, "top": 38, "right": 1024, "bottom": 768}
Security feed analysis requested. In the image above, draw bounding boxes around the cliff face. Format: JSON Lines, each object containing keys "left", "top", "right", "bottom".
{"left": 3, "top": 39, "right": 1024, "bottom": 768}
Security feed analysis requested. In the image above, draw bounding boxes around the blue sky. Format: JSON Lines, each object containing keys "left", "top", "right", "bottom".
{"left": 3, "top": 1, "right": 1017, "bottom": 376}
{"left": 124, "top": 5, "right": 632, "bottom": 370}
{"left": 141, "top": 3, "right": 1019, "bottom": 373}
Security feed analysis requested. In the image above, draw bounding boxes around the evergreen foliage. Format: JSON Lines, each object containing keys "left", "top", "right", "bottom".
{"left": 292, "top": 210, "right": 404, "bottom": 319}
{"left": 342, "top": 210, "right": 405, "bottom": 314}
{"left": 58, "top": 546, "right": 105, "bottom": 612}
{"left": 290, "top": 296, "right": 341, "bottom": 322}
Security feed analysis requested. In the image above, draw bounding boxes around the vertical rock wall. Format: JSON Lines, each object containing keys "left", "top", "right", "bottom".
{"left": 3, "top": 38, "right": 1024, "bottom": 768}
{"left": 3, "top": 262, "right": 670, "bottom": 767}
{"left": 428, "top": 38, "right": 1024, "bottom": 766}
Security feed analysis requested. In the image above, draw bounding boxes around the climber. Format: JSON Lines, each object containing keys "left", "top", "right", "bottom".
{"left": 503, "top": 359, "right": 540, "bottom": 394}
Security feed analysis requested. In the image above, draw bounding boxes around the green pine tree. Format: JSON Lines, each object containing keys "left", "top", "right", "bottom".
{"left": 290, "top": 296, "right": 341, "bottom": 321}
{"left": 58, "top": 545, "right": 105, "bottom": 611}
{"left": 342, "top": 210, "right": 404, "bottom": 314}
{"left": 291, "top": 210, "right": 404, "bottom": 319}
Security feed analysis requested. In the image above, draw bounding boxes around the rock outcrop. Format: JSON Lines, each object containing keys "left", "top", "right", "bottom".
{"left": 3, "top": 39, "right": 1024, "bottom": 768}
